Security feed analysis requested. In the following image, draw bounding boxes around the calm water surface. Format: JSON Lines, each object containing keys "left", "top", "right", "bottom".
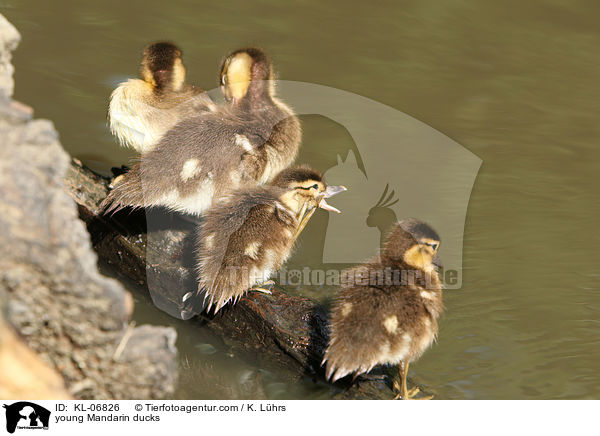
{"left": 4, "top": 0, "right": 599, "bottom": 399}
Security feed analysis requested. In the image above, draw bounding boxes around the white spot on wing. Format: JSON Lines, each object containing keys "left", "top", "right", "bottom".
{"left": 420, "top": 290, "right": 435, "bottom": 300}
{"left": 158, "top": 176, "right": 215, "bottom": 215}
{"left": 341, "top": 303, "right": 353, "bottom": 317}
{"left": 205, "top": 234, "right": 215, "bottom": 249}
{"left": 234, "top": 134, "right": 254, "bottom": 152}
{"left": 244, "top": 242, "right": 261, "bottom": 259}
{"left": 181, "top": 159, "right": 201, "bottom": 181}
{"left": 383, "top": 315, "right": 398, "bottom": 334}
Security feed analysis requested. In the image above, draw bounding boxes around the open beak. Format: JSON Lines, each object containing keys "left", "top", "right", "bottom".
{"left": 294, "top": 185, "right": 347, "bottom": 238}
{"left": 318, "top": 185, "right": 347, "bottom": 214}
{"left": 324, "top": 185, "right": 347, "bottom": 198}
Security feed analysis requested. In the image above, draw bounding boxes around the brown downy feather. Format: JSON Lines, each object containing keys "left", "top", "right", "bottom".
{"left": 196, "top": 186, "right": 296, "bottom": 313}
{"left": 323, "top": 219, "right": 443, "bottom": 382}
{"left": 195, "top": 166, "right": 343, "bottom": 313}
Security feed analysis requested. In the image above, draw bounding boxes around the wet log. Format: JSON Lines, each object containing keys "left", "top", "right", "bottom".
{"left": 64, "top": 160, "right": 396, "bottom": 399}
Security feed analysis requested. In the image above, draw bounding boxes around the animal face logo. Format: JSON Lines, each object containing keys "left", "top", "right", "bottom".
{"left": 3, "top": 402, "right": 50, "bottom": 433}
{"left": 366, "top": 184, "right": 399, "bottom": 251}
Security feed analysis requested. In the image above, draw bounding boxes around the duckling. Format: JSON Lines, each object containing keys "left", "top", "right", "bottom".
{"left": 102, "top": 47, "right": 301, "bottom": 216}
{"left": 322, "top": 219, "right": 442, "bottom": 400}
{"left": 108, "top": 41, "right": 215, "bottom": 154}
{"left": 218, "top": 47, "right": 301, "bottom": 183}
{"left": 195, "top": 166, "right": 346, "bottom": 313}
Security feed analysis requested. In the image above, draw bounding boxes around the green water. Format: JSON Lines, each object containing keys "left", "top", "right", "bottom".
{"left": 4, "top": 0, "right": 600, "bottom": 399}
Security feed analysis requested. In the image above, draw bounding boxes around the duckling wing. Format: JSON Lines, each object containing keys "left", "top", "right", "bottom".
{"left": 254, "top": 112, "right": 302, "bottom": 184}
{"left": 103, "top": 116, "right": 256, "bottom": 215}
{"left": 324, "top": 273, "right": 413, "bottom": 382}
{"left": 196, "top": 188, "right": 288, "bottom": 312}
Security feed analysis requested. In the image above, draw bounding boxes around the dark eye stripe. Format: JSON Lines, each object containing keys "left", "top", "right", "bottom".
{"left": 296, "top": 184, "right": 319, "bottom": 191}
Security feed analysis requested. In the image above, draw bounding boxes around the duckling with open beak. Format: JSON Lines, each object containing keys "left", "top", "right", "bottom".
{"left": 109, "top": 41, "right": 215, "bottom": 154}
{"left": 323, "top": 219, "right": 443, "bottom": 400}
{"left": 193, "top": 166, "right": 346, "bottom": 314}
{"left": 102, "top": 47, "right": 301, "bottom": 216}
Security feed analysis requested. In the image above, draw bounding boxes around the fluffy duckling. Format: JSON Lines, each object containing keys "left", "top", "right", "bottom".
{"left": 109, "top": 42, "right": 215, "bottom": 153}
{"left": 195, "top": 166, "right": 346, "bottom": 313}
{"left": 102, "top": 47, "right": 301, "bottom": 216}
{"left": 218, "top": 47, "right": 301, "bottom": 183}
{"left": 323, "top": 219, "right": 442, "bottom": 400}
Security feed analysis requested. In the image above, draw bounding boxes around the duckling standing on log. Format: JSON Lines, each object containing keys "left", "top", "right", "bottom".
{"left": 194, "top": 166, "right": 346, "bottom": 313}
{"left": 102, "top": 47, "right": 301, "bottom": 216}
{"left": 109, "top": 42, "right": 216, "bottom": 153}
{"left": 323, "top": 219, "right": 442, "bottom": 400}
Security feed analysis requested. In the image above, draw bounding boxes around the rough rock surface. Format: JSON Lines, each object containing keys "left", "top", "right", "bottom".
{"left": 0, "top": 13, "right": 177, "bottom": 399}
{"left": 0, "top": 312, "right": 72, "bottom": 399}
{"left": 0, "top": 14, "right": 19, "bottom": 98}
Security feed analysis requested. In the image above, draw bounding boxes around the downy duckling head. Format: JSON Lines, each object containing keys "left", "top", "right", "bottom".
{"left": 140, "top": 41, "right": 186, "bottom": 93}
{"left": 270, "top": 166, "right": 347, "bottom": 232}
{"left": 219, "top": 47, "right": 273, "bottom": 106}
{"left": 382, "top": 219, "right": 441, "bottom": 271}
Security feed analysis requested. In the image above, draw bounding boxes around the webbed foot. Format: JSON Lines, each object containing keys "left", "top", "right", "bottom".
{"left": 250, "top": 279, "right": 275, "bottom": 294}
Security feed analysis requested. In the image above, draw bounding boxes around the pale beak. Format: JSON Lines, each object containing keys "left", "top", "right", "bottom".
{"left": 318, "top": 200, "right": 341, "bottom": 213}
{"left": 318, "top": 185, "right": 347, "bottom": 214}
{"left": 324, "top": 185, "right": 347, "bottom": 198}
{"left": 294, "top": 185, "right": 347, "bottom": 238}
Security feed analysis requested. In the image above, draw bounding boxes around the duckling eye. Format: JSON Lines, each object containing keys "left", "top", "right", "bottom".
{"left": 296, "top": 184, "right": 319, "bottom": 191}
{"left": 421, "top": 241, "right": 438, "bottom": 250}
